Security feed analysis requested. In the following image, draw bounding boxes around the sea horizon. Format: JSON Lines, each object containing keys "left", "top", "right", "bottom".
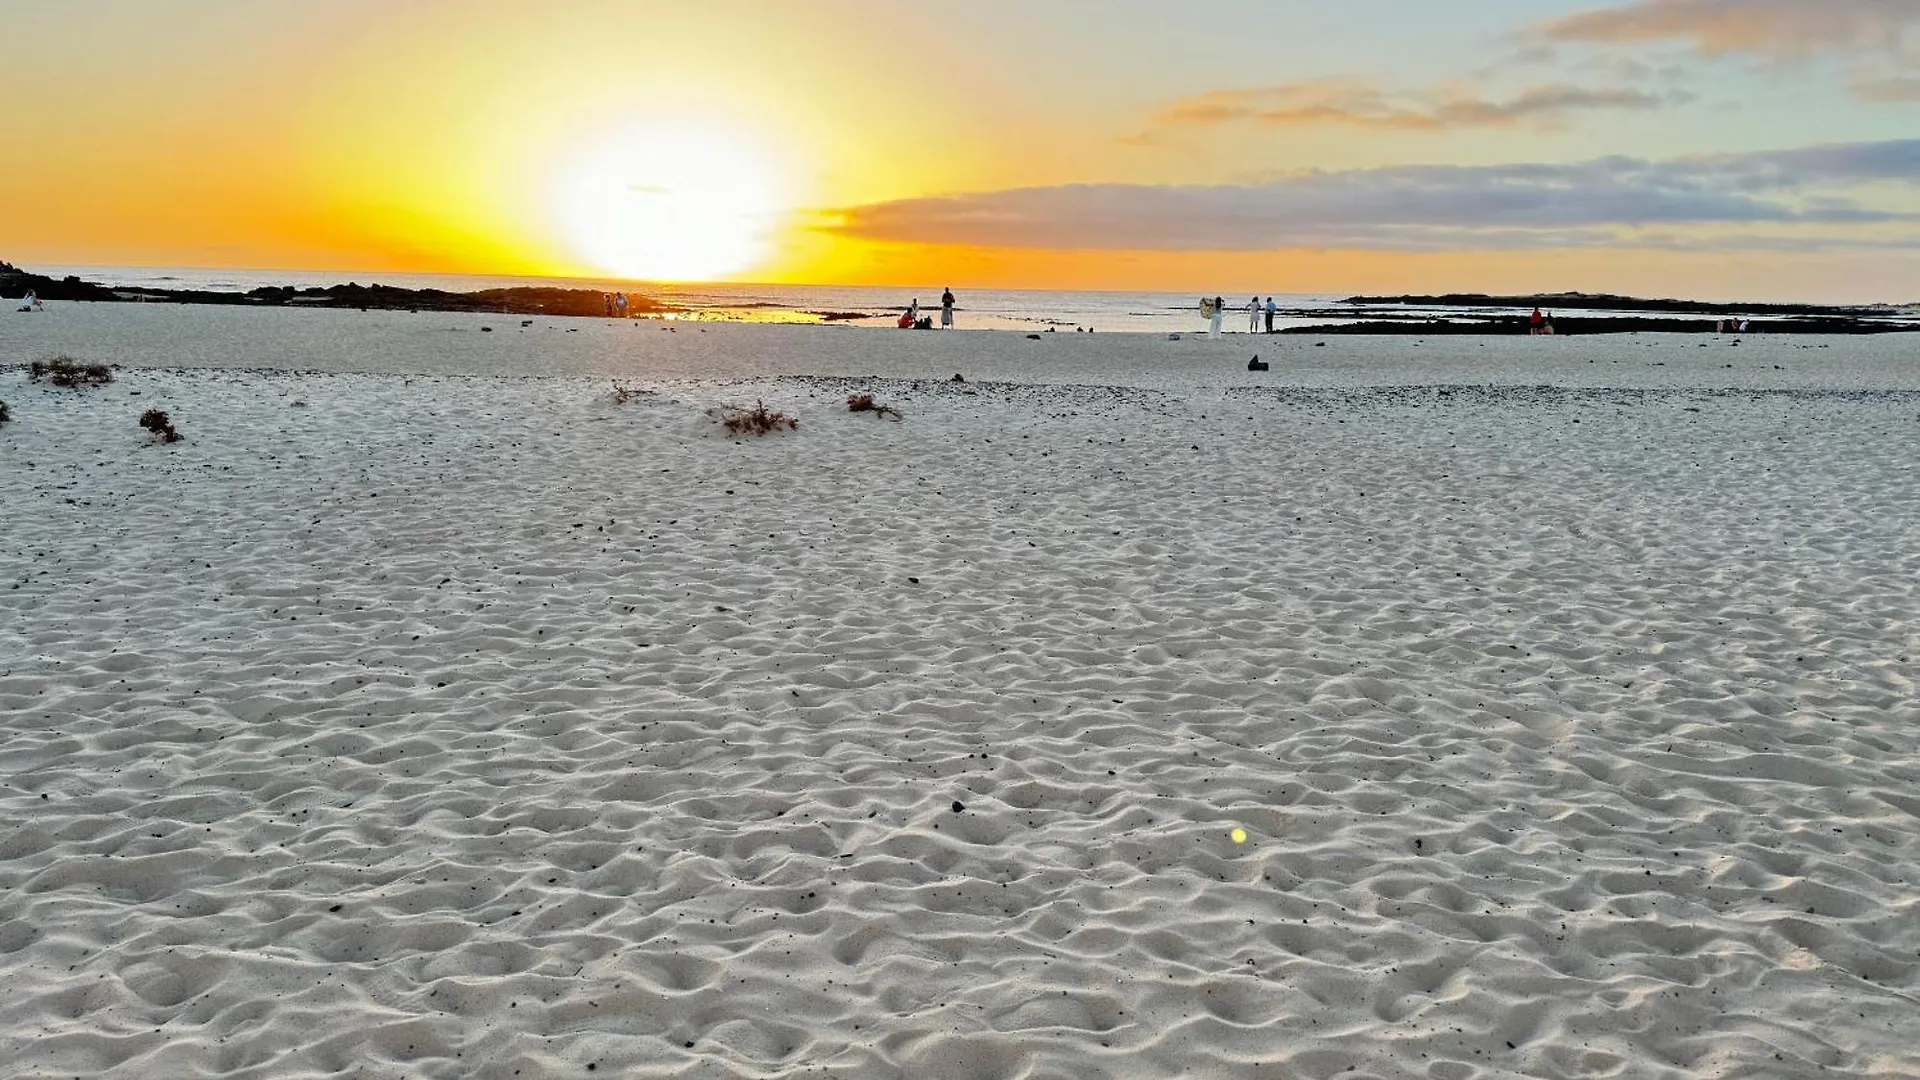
{"left": 23, "top": 261, "right": 1917, "bottom": 336}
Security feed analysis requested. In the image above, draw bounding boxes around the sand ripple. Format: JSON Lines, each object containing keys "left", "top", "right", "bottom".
{"left": 2, "top": 357, "right": 1916, "bottom": 1078}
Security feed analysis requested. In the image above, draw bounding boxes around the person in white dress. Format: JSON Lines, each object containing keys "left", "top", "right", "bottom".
{"left": 1247, "top": 297, "right": 1260, "bottom": 333}
{"left": 1206, "top": 296, "right": 1225, "bottom": 339}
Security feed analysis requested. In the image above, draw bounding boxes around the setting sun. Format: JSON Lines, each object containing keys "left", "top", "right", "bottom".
{"left": 551, "top": 126, "right": 788, "bottom": 283}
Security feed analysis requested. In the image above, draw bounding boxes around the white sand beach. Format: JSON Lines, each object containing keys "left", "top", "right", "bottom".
{"left": 2, "top": 307, "right": 1917, "bottom": 1079}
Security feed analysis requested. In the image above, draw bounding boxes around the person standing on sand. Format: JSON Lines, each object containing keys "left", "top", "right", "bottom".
{"left": 1529, "top": 307, "right": 1545, "bottom": 335}
{"left": 1264, "top": 296, "right": 1277, "bottom": 334}
{"left": 1206, "top": 296, "right": 1225, "bottom": 339}
{"left": 1247, "top": 297, "right": 1261, "bottom": 333}
{"left": 941, "top": 287, "right": 955, "bottom": 329}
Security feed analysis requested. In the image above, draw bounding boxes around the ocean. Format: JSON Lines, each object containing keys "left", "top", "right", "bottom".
{"left": 35, "top": 265, "right": 1367, "bottom": 334}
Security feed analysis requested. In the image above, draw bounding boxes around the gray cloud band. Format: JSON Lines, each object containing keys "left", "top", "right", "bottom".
{"left": 827, "top": 141, "right": 1920, "bottom": 253}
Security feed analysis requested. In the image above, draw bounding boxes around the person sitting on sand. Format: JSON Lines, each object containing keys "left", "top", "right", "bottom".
{"left": 17, "top": 289, "right": 43, "bottom": 313}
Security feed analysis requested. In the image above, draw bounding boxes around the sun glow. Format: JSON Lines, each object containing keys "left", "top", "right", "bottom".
{"left": 552, "top": 127, "right": 787, "bottom": 282}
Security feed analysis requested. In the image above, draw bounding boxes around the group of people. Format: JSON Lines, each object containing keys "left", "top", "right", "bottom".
{"left": 601, "top": 292, "right": 632, "bottom": 318}
{"left": 1529, "top": 307, "right": 1556, "bottom": 335}
{"left": 898, "top": 288, "right": 957, "bottom": 330}
{"left": 1200, "top": 296, "right": 1280, "bottom": 338}
{"left": 15, "top": 289, "right": 44, "bottom": 313}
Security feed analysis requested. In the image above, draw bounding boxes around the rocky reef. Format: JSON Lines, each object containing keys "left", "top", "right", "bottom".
{"left": 2, "top": 261, "right": 682, "bottom": 318}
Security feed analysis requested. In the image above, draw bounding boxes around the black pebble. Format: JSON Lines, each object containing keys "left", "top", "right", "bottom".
{"left": 951, "top": 801, "right": 966, "bottom": 813}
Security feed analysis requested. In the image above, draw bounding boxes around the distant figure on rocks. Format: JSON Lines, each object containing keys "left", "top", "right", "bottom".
{"left": 1264, "top": 296, "right": 1277, "bottom": 334}
{"left": 1247, "top": 297, "right": 1261, "bottom": 333}
{"left": 1529, "top": 307, "right": 1545, "bottom": 335}
{"left": 941, "top": 287, "right": 956, "bottom": 329}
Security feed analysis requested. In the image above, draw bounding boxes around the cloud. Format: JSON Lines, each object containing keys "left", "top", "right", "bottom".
{"left": 1537, "top": 0, "right": 1920, "bottom": 101}
{"left": 825, "top": 140, "right": 1920, "bottom": 254}
{"left": 1150, "top": 78, "right": 1679, "bottom": 133}
{"left": 1853, "top": 75, "right": 1920, "bottom": 101}
{"left": 1539, "top": 0, "right": 1920, "bottom": 58}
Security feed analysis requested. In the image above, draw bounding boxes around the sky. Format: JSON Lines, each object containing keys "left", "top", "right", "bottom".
{"left": 3, "top": 0, "right": 1919, "bottom": 301}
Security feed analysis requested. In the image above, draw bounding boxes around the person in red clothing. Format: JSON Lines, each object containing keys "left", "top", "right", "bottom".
{"left": 1529, "top": 307, "right": 1545, "bottom": 335}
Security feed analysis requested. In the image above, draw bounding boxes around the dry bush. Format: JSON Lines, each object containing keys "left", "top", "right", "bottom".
{"left": 846, "top": 393, "right": 902, "bottom": 420}
{"left": 29, "top": 356, "right": 113, "bottom": 388}
{"left": 139, "top": 408, "right": 183, "bottom": 443}
{"left": 608, "top": 381, "right": 656, "bottom": 404}
{"left": 711, "top": 400, "right": 798, "bottom": 436}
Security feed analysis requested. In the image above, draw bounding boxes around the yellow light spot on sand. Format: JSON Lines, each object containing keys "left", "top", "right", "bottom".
{"left": 1230, "top": 828, "right": 1248, "bottom": 845}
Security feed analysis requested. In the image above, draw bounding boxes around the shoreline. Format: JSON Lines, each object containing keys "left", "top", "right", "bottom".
{"left": 10, "top": 261, "right": 1919, "bottom": 335}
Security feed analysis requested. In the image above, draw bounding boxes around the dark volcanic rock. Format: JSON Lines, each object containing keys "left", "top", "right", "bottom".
{"left": 1282, "top": 315, "right": 1913, "bottom": 336}
{"left": 1339, "top": 291, "right": 1905, "bottom": 319}
{"left": 1, "top": 260, "right": 684, "bottom": 318}
{"left": 1, "top": 262, "right": 121, "bottom": 302}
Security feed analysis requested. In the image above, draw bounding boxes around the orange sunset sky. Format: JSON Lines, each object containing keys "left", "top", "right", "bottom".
{"left": 3, "top": 0, "right": 1919, "bottom": 301}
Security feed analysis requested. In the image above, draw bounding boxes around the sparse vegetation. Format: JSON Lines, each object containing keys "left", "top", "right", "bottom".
{"left": 139, "top": 408, "right": 182, "bottom": 443}
{"left": 846, "top": 393, "right": 902, "bottom": 420}
{"left": 711, "top": 400, "right": 798, "bottom": 436}
{"left": 29, "top": 356, "right": 113, "bottom": 388}
{"left": 608, "top": 381, "right": 654, "bottom": 404}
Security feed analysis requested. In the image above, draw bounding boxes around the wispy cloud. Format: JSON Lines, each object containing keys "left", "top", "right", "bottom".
{"left": 1852, "top": 75, "right": 1920, "bottom": 102}
{"left": 1540, "top": 0, "right": 1920, "bottom": 58}
{"left": 1537, "top": 0, "right": 1920, "bottom": 100}
{"left": 1148, "top": 78, "right": 1679, "bottom": 134}
{"left": 826, "top": 140, "right": 1920, "bottom": 254}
